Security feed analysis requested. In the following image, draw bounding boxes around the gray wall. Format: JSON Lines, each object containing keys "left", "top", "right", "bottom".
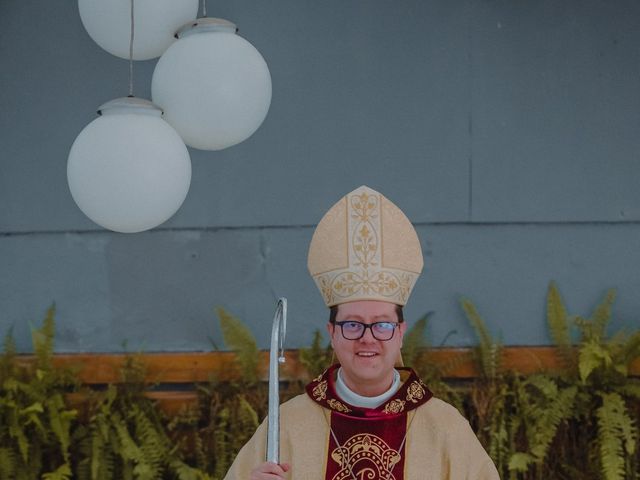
{"left": 1, "top": 0, "right": 639, "bottom": 352}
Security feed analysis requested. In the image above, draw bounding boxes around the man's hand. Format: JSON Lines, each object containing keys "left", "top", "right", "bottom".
{"left": 249, "top": 462, "right": 291, "bottom": 479}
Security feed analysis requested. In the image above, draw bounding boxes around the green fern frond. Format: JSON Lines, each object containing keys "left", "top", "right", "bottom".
{"left": 113, "top": 413, "right": 144, "bottom": 465}
{"left": 461, "top": 299, "right": 502, "bottom": 380}
{"left": 579, "top": 340, "right": 612, "bottom": 383}
{"left": 213, "top": 406, "right": 230, "bottom": 479}
{"left": 590, "top": 289, "right": 616, "bottom": 340}
{"left": 235, "top": 396, "right": 258, "bottom": 430}
{"left": 169, "top": 458, "right": 210, "bottom": 480}
{"left": 231, "top": 395, "right": 260, "bottom": 454}
{"left": 42, "top": 463, "right": 72, "bottom": 480}
{"left": 9, "top": 411, "right": 32, "bottom": 463}
{"left": 526, "top": 374, "right": 559, "bottom": 399}
{"left": 487, "top": 388, "right": 509, "bottom": 467}
{"left": 508, "top": 452, "right": 536, "bottom": 473}
{"left": 31, "top": 303, "right": 56, "bottom": 371}
{"left": 596, "top": 392, "right": 631, "bottom": 480}
{"left": 2, "top": 327, "right": 16, "bottom": 358}
{"left": 46, "top": 393, "right": 76, "bottom": 463}
{"left": 402, "top": 313, "right": 431, "bottom": 367}
{"left": 1, "top": 328, "right": 17, "bottom": 383}
{"left": 216, "top": 308, "right": 259, "bottom": 383}
{"left": 120, "top": 353, "right": 147, "bottom": 388}
{"left": 546, "top": 282, "right": 575, "bottom": 371}
{"left": 298, "top": 330, "right": 332, "bottom": 378}
{"left": 0, "top": 447, "right": 16, "bottom": 479}
{"left": 619, "top": 381, "right": 640, "bottom": 400}
{"left": 618, "top": 330, "right": 640, "bottom": 366}
{"left": 89, "top": 419, "right": 113, "bottom": 480}
{"left": 529, "top": 385, "right": 577, "bottom": 460}
{"left": 132, "top": 409, "right": 164, "bottom": 477}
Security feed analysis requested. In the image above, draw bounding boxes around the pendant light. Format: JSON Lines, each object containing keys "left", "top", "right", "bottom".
{"left": 78, "top": 0, "right": 199, "bottom": 60}
{"left": 151, "top": 1, "right": 272, "bottom": 151}
{"left": 68, "top": 0, "right": 192, "bottom": 233}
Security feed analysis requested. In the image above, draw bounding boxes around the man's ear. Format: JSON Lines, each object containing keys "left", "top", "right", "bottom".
{"left": 327, "top": 323, "right": 335, "bottom": 347}
{"left": 398, "top": 322, "right": 407, "bottom": 346}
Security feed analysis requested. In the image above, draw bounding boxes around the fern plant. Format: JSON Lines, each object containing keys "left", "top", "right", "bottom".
{"left": 173, "top": 308, "right": 268, "bottom": 478}
{"left": 546, "top": 282, "right": 639, "bottom": 480}
{"left": 71, "top": 354, "right": 207, "bottom": 479}
{"left": 400, "top": 312, "right": 463, "bottom": 409}
{"left": 0, "top": 305, "right": 78, "bottom": 480}
{"left": 216, "top": 308, "right": 260, "bottom": 384}
{"left": 298, "top": 330, "right": 333, "bottom": 380}
{"left": 460, "top": 299, "right": 524, "bottom": 477}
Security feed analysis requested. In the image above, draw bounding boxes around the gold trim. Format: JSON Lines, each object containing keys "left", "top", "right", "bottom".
{"left": 327, "top": 398, "right": 352, "bottom": 413}
{"left": 313, "top": 380, "right": 328, "bottom": 401}
{"left": 382, "top": 399, "right": 406, "bottom": 414}
{"left": 406, "top": 381, "right": 425, "bottom": 403}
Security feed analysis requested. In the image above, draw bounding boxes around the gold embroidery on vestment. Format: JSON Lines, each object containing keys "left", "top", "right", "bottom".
{"left": 330, "top": 433, "right": 401, "bottom": 480}
{"left": 313, "top": 380, "right": 328, "bottom": 401}
{"left": 382, "top": 399, "right": 406, "bottom": 414}
{"left": 406, "top": 381, "right": 425, "bottom": 403}
{"left": 327, "top": 399, "right": 352, "bottom": 413}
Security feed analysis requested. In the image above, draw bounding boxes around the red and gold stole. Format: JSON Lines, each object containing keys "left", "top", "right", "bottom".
{"left": 305, "top": 364, "right": 432, "bottom": 480}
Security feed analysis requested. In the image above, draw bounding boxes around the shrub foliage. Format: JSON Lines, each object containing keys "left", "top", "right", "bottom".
{"left": 1, "top": 283, "right": 639, "bottom": 479}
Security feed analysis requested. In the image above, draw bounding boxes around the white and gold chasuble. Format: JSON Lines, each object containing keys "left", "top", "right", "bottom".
{"left": 224, "top": 366, "right": 500, "bottom": 480}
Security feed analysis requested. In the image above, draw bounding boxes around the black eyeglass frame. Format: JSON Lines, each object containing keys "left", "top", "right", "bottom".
{"left": 333, "top": 320, "right": 400, "bottom": 341}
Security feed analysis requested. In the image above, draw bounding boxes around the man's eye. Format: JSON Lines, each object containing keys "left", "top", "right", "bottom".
{"left": 374, "top": 322, "right": 394, "bottom": 331}
{"left": 344, "top": 321, "right": 362, "bottom": 330}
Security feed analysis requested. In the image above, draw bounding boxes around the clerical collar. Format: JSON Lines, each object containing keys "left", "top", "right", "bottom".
{"left": 306, "top": 364, "right": 433, "bottom": 418}
{"left": 335, "top": 367, "right": 401, "bottom": 409}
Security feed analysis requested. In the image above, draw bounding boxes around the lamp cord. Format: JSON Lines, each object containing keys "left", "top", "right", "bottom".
{"left": 128, "top": 0, "right": 135, "bottom": 97}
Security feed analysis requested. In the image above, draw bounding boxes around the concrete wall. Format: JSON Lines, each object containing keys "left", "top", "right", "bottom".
{"left": 1, "top": 0, "right": 639, "bottom": 352}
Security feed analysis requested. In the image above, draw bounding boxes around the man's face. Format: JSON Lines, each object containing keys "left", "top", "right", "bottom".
{"left": 327, "top": 300, "right": 406, "bottom": 396}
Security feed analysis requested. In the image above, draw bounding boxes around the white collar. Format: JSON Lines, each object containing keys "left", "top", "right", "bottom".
{"left": 335, "top": 367, "right": 401, "bottom": 409}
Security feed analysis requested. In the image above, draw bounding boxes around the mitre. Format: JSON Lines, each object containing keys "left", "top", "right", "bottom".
{"left": 307, "top": 185, "right": 423, "bottom": 307}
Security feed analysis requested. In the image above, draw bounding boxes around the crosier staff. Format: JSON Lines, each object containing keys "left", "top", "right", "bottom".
{"left": 266, "top": 298, "right": 287, "bottom": 464}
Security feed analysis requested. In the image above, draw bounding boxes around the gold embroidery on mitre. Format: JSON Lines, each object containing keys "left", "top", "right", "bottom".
{"left": 330, "top": 433, "right": 401, "bottom": 480}
{"left": 327, "top": 399, "right": 352, "bottom": 413}
{"left": 313, "top": 380, "right": 328, "bottom": 401}
{"left": 318, "top": 276, "right": 335, "bottom": 306}
{"left": 406, "top": 381, "right": 426, "bottom": 403}
{"left": 382, "top": 399, "right": 406, "bottom": 414}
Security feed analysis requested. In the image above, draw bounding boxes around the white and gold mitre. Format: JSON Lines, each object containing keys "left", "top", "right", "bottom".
{"left": 307, "top": 185, "right": 423, "bottom": 307}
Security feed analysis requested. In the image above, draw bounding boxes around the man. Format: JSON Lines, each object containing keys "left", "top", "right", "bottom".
{"left": 225, "top": 186, "right": 499, "bottom": 479}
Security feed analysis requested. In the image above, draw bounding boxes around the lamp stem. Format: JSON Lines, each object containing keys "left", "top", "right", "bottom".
{"left": 128, "top": 0, "right": 135, "bottom": 96}
{"left": 201, "top": 0, "right": 207, "bottom": 18}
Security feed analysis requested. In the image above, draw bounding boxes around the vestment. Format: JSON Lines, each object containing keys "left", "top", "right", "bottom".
{"left": 224, "top": 365, "right": 500, "bottom": 480}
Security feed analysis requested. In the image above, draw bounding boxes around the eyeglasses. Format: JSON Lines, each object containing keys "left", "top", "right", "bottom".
{"left": 333, "top": 320, "right": 400, "bottom": 341}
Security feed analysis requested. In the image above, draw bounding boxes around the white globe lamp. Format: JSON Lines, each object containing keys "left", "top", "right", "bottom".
{"left": 152, "top": 18, "right": 272, "bottom": 150}
{"left": 67, "top": 98, "right": 192, "bottom": 233}
{"left": 78, "top": 0, "right": 199, "bottom": 60}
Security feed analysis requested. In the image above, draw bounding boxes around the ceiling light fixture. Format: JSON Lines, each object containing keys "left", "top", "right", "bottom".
{"left": 151, "top": 0, "right": 272, "bottom": 150}
{"left": 78, "top": 0, "right": 199, "bottom": 60}
{"left": 68, "top": 0, "right": 192, "bottom": 233}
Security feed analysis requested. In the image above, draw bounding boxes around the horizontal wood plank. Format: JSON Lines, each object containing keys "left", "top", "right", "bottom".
{"left": 14, "top": 347, "right": 640, "bottom": 384}
{"left": 11, "top": 348, "right": 633, "bottom": 416}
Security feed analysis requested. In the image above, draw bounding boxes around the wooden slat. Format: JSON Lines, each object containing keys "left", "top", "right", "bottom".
{"left": 34, "top": 348, "right": 637, "bottom": 416}
{"left": 14, "top": 347, "right": 640, "bottom": 384}
{"left": 64, "top": 391, "right": 200, "bottom": 417}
